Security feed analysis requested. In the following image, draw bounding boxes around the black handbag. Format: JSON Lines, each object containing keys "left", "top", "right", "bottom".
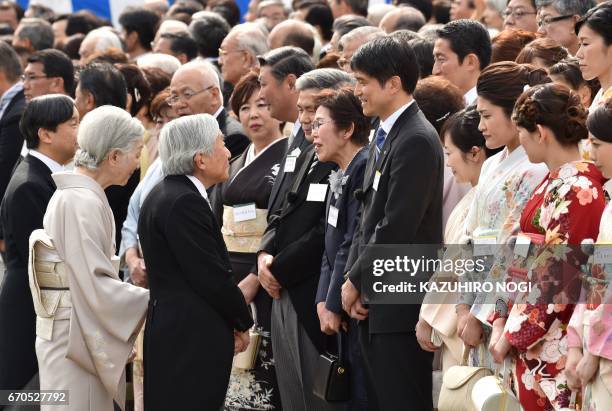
{"left": 312, "top": 331, "right": 350, "bottom": 402}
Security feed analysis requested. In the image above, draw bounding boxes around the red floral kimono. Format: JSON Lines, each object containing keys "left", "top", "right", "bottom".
{"left": 504, "top": 162, "right": 606, "bottom": 410}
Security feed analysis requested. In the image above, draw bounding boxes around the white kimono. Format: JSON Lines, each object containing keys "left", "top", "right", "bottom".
{"left": 33, "top": 172, "right": 149, "bottom": 411}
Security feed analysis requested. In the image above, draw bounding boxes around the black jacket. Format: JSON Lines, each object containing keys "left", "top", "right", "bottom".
{"left": 260, "top": 145, "right": 337, "bottom": 352}
{"left": 0, "top": 89, "right": 26, "bottom": 203}
{"left": 138, "top": 174, "right": 252, "bottom": 410}
{"left": 346, "top": 102, "right": 444, "bottom": 334}
{"left": 0, "top": 155, "right": 55, "bottom": 391}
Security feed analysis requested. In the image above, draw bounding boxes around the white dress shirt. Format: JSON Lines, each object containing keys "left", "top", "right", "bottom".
{"left": 28, "top": 150, "right": 63, "bottom": 173}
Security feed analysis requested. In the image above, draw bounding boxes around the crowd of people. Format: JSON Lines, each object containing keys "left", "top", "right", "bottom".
{"left": 0, "top": 0, "right": 610, "bottom": 410}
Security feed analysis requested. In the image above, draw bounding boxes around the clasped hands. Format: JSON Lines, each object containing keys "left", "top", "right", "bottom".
{"left": 257, "top": 252, "right": 281, "bottom": 299}
{"left": 234, "top": 330, "right": 250, "bottom": 354}
{"left": 341, "top": 278, "right": 369, "bottom": 320}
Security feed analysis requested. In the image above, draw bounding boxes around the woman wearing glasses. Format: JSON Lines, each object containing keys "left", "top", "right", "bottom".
{"left": 311, "top": 88, "right": 370, "bottom": 410}
{"left": 209, "top": 72, "right": 286, "bottom": 411}
{"left": 535, "top": 0, "right": 595, "bottom": 56}
{"left": 503, "top": 0, "right": 539, "bottom": 33}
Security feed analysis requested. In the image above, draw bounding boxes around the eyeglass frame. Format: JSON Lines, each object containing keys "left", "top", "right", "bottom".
{"left": 166, "top": 85, "right": 216, "bottom": 106}
{"left": 537, "top": 14, "right": 574, "bottom": 28}
{"left": 502, "top": 8, "right": 537, "bottom": 19}
{"left": 20, "top": 74, "right": 50, "bottom": 82}
{"left": 312, "top": 118, "right": 335, "bottom": 132}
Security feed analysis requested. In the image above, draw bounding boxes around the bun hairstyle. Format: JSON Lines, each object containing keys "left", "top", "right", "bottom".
{"left": 587, "top": 97, "right": 612, "bottom": 143}
{"left": 477, "top": 62, "right": 551, "bottom": 117}
{"left": 441, "top": 105, "right": 502, "bottom": 158}
{"left": 512, "top": 83, "right": 588, "bottom": 146}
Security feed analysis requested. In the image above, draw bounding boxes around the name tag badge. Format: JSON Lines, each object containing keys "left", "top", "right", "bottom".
{"left": 373, "top": 171, "right": 381, "bottom": 191}
{"left": 473, "top": 235, "right": 496, "bottom": 257}
{"left": 594, "top": 243, "right": 612, "bottom": 264}
{"left": 328, "top": 205, "right": 339, "bottom": 227}
{"left": 284, "top": 155, "right": 297, "bottom": 173}
{"left": 514, "top": 233, "right": 532, "bottom": 258}
{"left": 291, "top": 147, "right": 301, "bottom": 157}
{"left": 233, "top": 203, "right": 257, "bottom": 222}
{"left": 307, "top": 183, "right": 328, "bottom": 202}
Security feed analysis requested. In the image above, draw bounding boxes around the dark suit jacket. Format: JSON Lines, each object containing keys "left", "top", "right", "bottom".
{"left": 316, "top": 147, "right": 368, "bottom": 314}
{"left": 0, "top": 89, "right": 26, "bottom": 203}
{"left": 260, "top": 145, "right": 337, "bottom": 352}
{"left": 0, "top": 155, "right": 55, "bottom": 390}
{"left": 266, "top": 127, "right": 310, "bottom": 217}
{"left": 217, "top": 108, "right": 250, "bottom": 159}
{"left": 346, "top": 102, "right": 444, "bottom": 334}
{"left": 138, "top": 175, "right": 253, "bottom": 410}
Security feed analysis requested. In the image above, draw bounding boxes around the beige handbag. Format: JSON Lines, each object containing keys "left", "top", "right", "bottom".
{"left": 471, "top": 359, "right": 522, "bottom": 411}
{"left": 438, "top": 346, "right": 493, "bottom": 411}
{"left": 233, "top": 303, "right": 262, "bottom": 370}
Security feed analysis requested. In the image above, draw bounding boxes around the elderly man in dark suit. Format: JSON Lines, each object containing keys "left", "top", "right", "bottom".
{"left": 341, "top": 37, "right": 444, "bottom": 410}
{"left": 138, "top": 114, "right": 252, "bottom": 411}
{"left": 0, "top": 95, "right": 78, "bottom": 396}
{"left": 168, "top": 60, "right": 250, "bottom": 159}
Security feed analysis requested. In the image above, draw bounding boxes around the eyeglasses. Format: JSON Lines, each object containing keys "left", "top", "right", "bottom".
{"left": 166, "top": 85, "right": 215, "bottom": 106}
{"left": 218, "top": 48, "right": 245, "bottom": 57}
{"left": 20, "top": 74, "right": 49, "bottom": 82}
{"left": 312, "top": 119, "right": 334, "bottom": 132}
{"left": 502, "top": 8, "right": 537, "bottom": 19}
{"left": 537, "top": 14, "right": 574, "bottom": 28}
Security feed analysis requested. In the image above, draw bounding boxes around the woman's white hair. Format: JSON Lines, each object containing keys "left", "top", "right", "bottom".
{"left": 159, "top": 113, "right": 220, "bottom": 176}
{"left": 74, "top": 105, "right": 144, "bottom": 169}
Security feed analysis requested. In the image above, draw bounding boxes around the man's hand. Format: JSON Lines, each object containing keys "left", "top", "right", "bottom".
{"left": 317, "top": 302, "right": 342, "bottom": 335}
{"left": 234, "top": 330, "right": 250, "bottom": 354}
{"left": 238, "top": 274, "right": 260, "bottom": 305}
{"left": 341, "top": 278, "right": 359, "bottom": 313}
{"left": 565, "top": 347, "right": 583, "bottom": 391}
{"left": 576, "top": 351, "right": 599, "bottom": 387}
{"left": 257, "top": 253, "right": 281, "bottom": 299}
{"left": 126, "top": 247, "right": 147, "bottom": 287}
{"left": 416, "top": 318, "right": 438, "bottom": 352}
{"left": 349, "top": 299, "right": 369, "bottom": 320}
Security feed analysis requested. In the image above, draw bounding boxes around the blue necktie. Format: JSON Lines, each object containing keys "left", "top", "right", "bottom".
{"left": 375, "top": 127, "right": 387, "bottom": 159}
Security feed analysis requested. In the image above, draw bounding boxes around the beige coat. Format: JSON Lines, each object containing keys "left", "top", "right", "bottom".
{"left": 32, "top": 172, "right": 149, "bottom": 411}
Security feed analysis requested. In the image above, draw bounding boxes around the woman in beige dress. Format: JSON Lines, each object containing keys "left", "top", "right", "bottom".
{"left": 28, "top": 105, "right": 150, "bottom": 411}
{"left": 417, "top": 106, "right": 502, "bottom": 370}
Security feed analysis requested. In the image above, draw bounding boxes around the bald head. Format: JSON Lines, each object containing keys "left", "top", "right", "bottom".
{"left": 268, "top": 19, "right": 315, "bottom": 57}
{"left": 170, "top": 61, "right": 222, "bottom": 117}
{"left": 379, "top": 6, "right": 426, "bottom": 34}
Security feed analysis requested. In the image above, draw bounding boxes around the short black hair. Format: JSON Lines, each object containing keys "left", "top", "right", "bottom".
{"left": 284, "top": 30, "right": 315, "bottom": 56}
{"left": 78, "top": 63, "right": 127, "bottom": 109}
{"left": 575, "top": 1, "right": 612, "bottom": 46}
{"left": 258, "top": 46, "right": 314, "bottom": 81}
{"left": 210, "top": 0, "right": 241, "bottom": 27}
{"left": 160, "top": 32, "right": 198, "bottom": 61}
{"left": 305, "top": 5, "right": 334, "bottom": 42}
{"left": 437, "top": 19, "right": 492, "bottom": 70}
{"left": 118, "top": 7, "right": 160, "bottom": 51}
{"left": 408, "top": 37, "right": 434, "bottom": 78}
{"left": 28, "top": 49, "right": 75, "bottom": 96}
{"left": 351, "top": 36, "right": 419, "bottom": 94}
{"left": 20, "top": 94, "right": 75, "bottom": 149}
{"left": 65, "top": 10, "right": 102, "bottom": 36}
{"left": 189, "top": 13, "right": 230, "bottom": 58}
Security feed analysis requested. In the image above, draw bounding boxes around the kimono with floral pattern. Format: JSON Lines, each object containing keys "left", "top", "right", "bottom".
{"left": 503, "top": 162, "right": 606, "bottom": 410}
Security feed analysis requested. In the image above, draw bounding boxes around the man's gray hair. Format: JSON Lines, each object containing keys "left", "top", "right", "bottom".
{"left": 0, "top": 41, "right": 21, "bottom": 82}
{"left": 159, "top": 114, "right": 220, "bottom": 175}
{"left": 233, "top": 23, "right": 269, "bottom": 59}
{"left": 17, "top": 18, "right": 54, "bottom": 51}
{"left": 296, "top": 68, "right": 355, "bottom": 91}
{"left": 138, "top": 53, "right": 181, "bottom": 76}
{"left": 339, "top": 26, "right": 385, "bottom": 51}
{"left": 85, "top": 27, "right": 123, "bottom": 52}
{"left": 535, "top": 0, "right": 597, "bottom": 16}
{"left": 257, "top": 0, "right": 289, "bottom": 16}
{"left": 74, "top": 105, "right": 144, "bottom": 169}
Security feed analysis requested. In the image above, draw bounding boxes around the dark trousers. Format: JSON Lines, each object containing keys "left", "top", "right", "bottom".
{"left": 358, "top": 320, "right": 433, "bottom": 411}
